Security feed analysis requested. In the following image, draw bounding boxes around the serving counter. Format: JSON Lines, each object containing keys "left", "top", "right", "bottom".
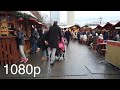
{"left": 105, "top": 40, "right": 120, "bottom": 68}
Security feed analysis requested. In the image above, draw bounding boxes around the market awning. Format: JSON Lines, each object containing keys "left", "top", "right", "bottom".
{"left": 29, "top": 17, "right": 38, "bottom": 22}
{"left": 37, "top": 22, "right": 43, "bottom": 25}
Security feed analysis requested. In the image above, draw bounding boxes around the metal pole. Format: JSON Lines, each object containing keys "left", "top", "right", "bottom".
{"left": 50, "top": 11, "right": 51, "bottom": 26}
{"left": 99, "top": 17, "right": 102, "bottom": 25}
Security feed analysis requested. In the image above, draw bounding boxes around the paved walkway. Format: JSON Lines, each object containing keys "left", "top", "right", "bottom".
{"left": 0, "top": 40, "right": 120, "bottom": 79}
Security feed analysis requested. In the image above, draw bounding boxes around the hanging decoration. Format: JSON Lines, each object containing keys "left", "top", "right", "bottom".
{"left": 12, "top": 11, "right": 40, "bottom": 22}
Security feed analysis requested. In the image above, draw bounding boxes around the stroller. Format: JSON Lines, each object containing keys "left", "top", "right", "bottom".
{"left": 55, "top": 37, "right": 65, "bottom": 61}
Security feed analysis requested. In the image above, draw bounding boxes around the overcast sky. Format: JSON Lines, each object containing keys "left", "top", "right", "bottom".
{"left": 40, "top": 11, "right": 120, "bottom": 26}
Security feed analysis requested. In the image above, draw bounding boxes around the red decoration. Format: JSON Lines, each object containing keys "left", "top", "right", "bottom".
{"left": 18, "top": 18, "right": 24, "bottom": 21}
{"left": 29, "top": 18, "right": 37, "bottom": 22}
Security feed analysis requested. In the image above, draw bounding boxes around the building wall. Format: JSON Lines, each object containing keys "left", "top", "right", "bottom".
{"left": 67, "top": 11, "right": 74, "bottom": 25}
{"left": 50, "top": 11, "right": 60, "bottom": 24}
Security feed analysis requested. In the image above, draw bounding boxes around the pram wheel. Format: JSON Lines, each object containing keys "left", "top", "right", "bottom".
{"left": 50, "top": 53, "right": 52, "bottom": 58}
{"left": 63, "top": 54, "right": 65, "bottom": 60}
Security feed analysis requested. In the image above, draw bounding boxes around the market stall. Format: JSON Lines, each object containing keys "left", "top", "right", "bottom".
{"left": 0, "top": 11, "right": 43, "bottom": 65}
{"left": 105, "top": 21, "right": 120, "bottom": 68}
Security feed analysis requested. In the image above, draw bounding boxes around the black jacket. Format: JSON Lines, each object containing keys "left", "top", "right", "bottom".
{"left": 48, "top": 24, "right": 61, "bottom": 48}
{"left": 30, "top": 30, "right": 39, "bottom": 44}
{"left": 65, "top": 31, "right": 71, "bottom": 39}
{"left": 40, "top": 31, "right": 49, "bottom": 50}
{"left": 16, "top": 31, "right": 25, "bottom": 45}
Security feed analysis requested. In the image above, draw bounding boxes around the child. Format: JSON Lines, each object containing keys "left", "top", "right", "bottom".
{"left": 56, "top": 36, "right": 65, "bottom": 61}
{"left": 16, "top": 28, "right": 28, "bottom": 63}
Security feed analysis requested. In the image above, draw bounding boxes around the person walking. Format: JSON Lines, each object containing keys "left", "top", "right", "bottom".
{"left": 65, "top": 29, "right": 71, "bottom": 46}
{"left": 48, "top": 21, "right": 62, "bottom": 66}
{"left": 30, "top": 27, "right": 40, "bottom": 54}
{"left": 40, "top": 28, "right": 49, "bottom": 61}
{"left": 16, "top": 28, "right": 28, "bottom": 63}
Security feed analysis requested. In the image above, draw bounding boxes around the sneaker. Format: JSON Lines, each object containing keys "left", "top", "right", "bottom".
{"left": 50, "top": 62, "right": 54, "bottom": 66}
{"left": 20, "top": 58, "right": 24, "bottom": 63}
{"left": 24, "top": 58, "right": 28, "bottom": 63}
{"left": 60, "top": 57, "right": 63, "bottom": 60}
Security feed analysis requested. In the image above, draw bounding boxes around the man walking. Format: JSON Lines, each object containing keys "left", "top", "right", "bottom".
{"left": 48, "top": 21, "right": 61, "bottom": 65}
{"left": 65, "top": 29, "right": 71, "bottom": 46}
{"left": 30, "top": 27, "right": 40, "bottom": 54}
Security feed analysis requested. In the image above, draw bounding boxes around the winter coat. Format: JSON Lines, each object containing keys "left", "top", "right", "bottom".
{"left": 40, "top": 31, "right": 49, "bottom": 50}
{"left": 48, "top": 24, "right": 61, "bottom": 48}
{"left": 30, "top": 30, "right": 39, "bottom": 44}
{"left": 65, "top": 31, "right": 71, "bottom": 39}
{"left": 16, "top": 31, "right": 25, "bottom": 45}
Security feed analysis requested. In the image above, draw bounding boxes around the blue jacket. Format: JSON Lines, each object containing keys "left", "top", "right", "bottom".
{"left": 16, "top": 31, "right": 25, "bottom": 45}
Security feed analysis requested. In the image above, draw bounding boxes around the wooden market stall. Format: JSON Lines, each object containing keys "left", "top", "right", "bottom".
{"left": 0, "top": 11, "right": 43, "bottom": 65}
{"left": 105, "top": 21, "right": 120, "bottom": 68}
{"left": 95, "top": 25, "right": 102, "bottom": 30}
{"left": 0, "top": 11, "right": 17, "bottom": 36}
{"left": 0, "top": 11, "right": 20, "bottom": 65}
{"left": 101, "top": 22, "right": 113, "bottom": 37}
{"left": 101, "top": 22, "right": 113, "bottom": 31}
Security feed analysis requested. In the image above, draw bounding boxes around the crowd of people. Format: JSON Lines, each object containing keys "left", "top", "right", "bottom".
{"left": 16, "top": 21, "right": 70, "bottom": 66}
{"left": 16, "top": 21, "right": 120, "bottom": 65}
{"left": 75, "top": 28, "right": 120, "bottom": 52}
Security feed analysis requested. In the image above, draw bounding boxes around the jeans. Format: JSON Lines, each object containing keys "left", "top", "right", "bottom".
{"left": 42, "top": 48, "right": 49, "bottom": 57}
{"left": 19, "top": 45, "right": 26, "bottom": 59}
{"left": 48, "top": 47, "right": 57, "bottom": 63}
{"left": 31, "top": 43, "right": 37, "bottom": 53}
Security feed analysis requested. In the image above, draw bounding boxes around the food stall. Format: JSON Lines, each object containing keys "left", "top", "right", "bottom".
{"left": 105, "top": 21, "right": 120, "bottom": 68}
{"left": 0, "top": 11, "right": 43, "bottom": 65}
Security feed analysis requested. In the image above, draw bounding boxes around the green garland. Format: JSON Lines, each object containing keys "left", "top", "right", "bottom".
{"left": 12, "top": 11, "right": 40, "bottom": 22}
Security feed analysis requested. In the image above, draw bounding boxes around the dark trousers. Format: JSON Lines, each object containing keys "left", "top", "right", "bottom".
{"left": 31, "top": 43, "right": 37, "bottom": 53}
{"left": 66, "top": 38, "right": 70, "bottom": 45}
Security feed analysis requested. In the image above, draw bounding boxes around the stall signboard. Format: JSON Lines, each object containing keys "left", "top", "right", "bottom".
{"left": 0, "top": 18, "right": 8, "bottom": 36}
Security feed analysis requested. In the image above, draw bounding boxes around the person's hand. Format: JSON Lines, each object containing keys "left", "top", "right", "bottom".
{"left": 45, "top": 41, "right": 48, "bottom": 45}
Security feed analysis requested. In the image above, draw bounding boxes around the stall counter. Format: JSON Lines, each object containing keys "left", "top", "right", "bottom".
{"left": 105, "top": 40, "right": 120, "bottom": 68}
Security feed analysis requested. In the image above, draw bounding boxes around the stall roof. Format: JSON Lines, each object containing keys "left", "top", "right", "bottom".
{"left": 108, "top": 20, "right": 120, "bottom": 25}
{"left": 59, "top": 25, "right": 74, "bottom": 28}
{"left": 101, "top": 22, "right": 113, "bottom": 30}
{"left": 19, "top": 11, "right": 37, "bottom": 19}
{"left": 111, "top": 21, "right": 120, "bottom": 30}
{"left": 94, "top": 25, "right": 102, "bottom": 29}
